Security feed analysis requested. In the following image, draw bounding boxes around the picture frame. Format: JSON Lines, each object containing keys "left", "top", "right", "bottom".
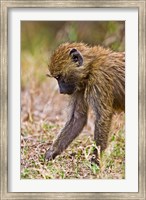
{"left": 0, "top": 0, "right": 145, "bottom": 199}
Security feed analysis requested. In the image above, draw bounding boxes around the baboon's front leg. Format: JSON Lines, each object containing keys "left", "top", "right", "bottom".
{"left": 45, "top": 93, "right": 88, "bottom": 160}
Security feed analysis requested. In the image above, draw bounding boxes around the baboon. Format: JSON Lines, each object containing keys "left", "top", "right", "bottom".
{"left": 46, "top": 42, "right": 125, "bottom": 164}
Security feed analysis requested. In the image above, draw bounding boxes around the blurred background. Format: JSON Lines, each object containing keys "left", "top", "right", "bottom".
{"left": 21, "top": 21, "right": 125, "bottom": 179}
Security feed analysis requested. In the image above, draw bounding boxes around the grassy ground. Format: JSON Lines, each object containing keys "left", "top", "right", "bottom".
{"left": 21, "top": 21, "right": 125, "bottom": 179}
{"left": 21, "top": 64, "right": 125, "bottom": 179}
{"left": 21, "top": 112, "right": 125, "bottom": 179}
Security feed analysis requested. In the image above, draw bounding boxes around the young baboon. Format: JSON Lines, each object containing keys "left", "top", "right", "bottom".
{"left": 46, "top": 42, "right": 125, "bottom": 164}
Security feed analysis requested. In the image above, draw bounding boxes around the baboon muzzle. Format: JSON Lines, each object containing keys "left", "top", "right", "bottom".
{"left": 58, "top": 80, "right": 75, "bottom": 95}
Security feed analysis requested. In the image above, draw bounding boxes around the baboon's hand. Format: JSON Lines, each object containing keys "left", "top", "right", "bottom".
{"left": 45, "top": 147, "right": 58, "bottom": 161}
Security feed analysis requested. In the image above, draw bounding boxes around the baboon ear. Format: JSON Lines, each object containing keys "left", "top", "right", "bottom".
{"left": 69, "top": 48, "right": 83, "bottom": 67}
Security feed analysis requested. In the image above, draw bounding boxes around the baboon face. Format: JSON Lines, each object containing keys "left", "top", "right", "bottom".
{"left": 56, "top": 75, "right": 76, "bottom": 95}
{"left": 48, "top": 44, "right": 85, "bottom": 95}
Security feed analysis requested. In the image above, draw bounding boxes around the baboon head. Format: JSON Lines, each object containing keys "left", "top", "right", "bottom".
{"left": 48, "top": 43, "right": 92, "bottom": 95}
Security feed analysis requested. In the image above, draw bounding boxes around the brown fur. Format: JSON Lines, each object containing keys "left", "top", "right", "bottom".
{"left": 46, "top": 42, "right": 125, "bottom": 163}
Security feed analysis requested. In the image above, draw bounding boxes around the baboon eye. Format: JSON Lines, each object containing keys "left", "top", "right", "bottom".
{"left": 55, "top": 75, "right": 61, "bottom": 80}
{"left": 69, "top": 48, "right": 83, "bottom": 67}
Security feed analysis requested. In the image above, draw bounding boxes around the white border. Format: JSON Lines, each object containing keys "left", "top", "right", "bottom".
{"left": 8, "top": 8, "right": 138, "bottom": 192}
